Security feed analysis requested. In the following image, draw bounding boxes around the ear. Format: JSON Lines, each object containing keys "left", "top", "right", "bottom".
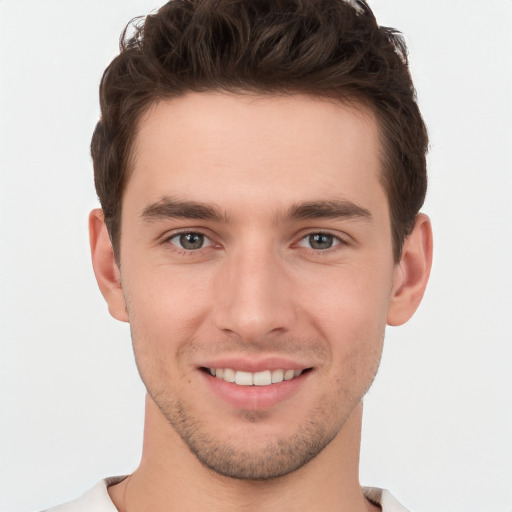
{"left": 387, "top": 213, "right": 433, "bottom": 326}
{"left": 89, "top": 209, "right": 129, "bottom": 322}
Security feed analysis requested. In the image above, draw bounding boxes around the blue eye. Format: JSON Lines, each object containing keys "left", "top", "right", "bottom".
{"left": 169, "top": 232, "right": 212, "bottom": 250}
{"left": 299, "top": 233, "right": 341, "bottom": 250}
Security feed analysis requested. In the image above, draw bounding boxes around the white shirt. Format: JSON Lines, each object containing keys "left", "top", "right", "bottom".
{"left": 42, "top": 476, "right": 409, "bottom": 512}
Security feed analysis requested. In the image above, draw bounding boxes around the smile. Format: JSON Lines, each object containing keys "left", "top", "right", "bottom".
{"left": 206, "top": 368, "right": 306, "bottom": 386}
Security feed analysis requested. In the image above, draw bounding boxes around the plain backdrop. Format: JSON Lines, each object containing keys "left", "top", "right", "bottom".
{"left": 1, "top": 1, "right": 511, "bottom": 511}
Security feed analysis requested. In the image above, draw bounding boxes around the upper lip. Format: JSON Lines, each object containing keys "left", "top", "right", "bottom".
{"left": 199, "top": 356, "right": 312, "bottom": 373}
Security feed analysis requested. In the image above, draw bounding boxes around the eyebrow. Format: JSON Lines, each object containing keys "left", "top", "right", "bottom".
{"left": 140, "top": 197, "right": 229, "bottom": 222}
{"left": 140, "top": 197, "right": 371, "bottom": 224}
{"left": 285, "top": 200, "right": 372, "bottom": 222}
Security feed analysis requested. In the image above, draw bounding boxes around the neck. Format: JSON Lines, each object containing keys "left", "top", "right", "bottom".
{"left": 109, "top": 395, "right": 378, "bottom": 512}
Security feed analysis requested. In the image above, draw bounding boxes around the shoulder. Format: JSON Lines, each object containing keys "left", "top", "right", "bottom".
{"left": 363, "top": 487, "right": 410, "bottom": 512}
{"left": 40, "top": 476, "right": 126, "bottom": 512}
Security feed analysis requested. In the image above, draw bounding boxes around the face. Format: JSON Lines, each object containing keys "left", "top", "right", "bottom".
{"left": 116, "top": 92, "right": 400, "bottom": 479}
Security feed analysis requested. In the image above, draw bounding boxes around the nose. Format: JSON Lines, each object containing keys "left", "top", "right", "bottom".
{"left": 212, "top": 243, "right": 296, "bottom": 343}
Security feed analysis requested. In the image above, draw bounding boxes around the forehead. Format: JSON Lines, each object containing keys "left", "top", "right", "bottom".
{"left": 127, "top": 92, "right": 385, "bottom": 216}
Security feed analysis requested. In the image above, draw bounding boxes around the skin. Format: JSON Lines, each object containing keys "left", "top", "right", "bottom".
{"left": 90, "top": 92, "right": 432, "bottom": 512}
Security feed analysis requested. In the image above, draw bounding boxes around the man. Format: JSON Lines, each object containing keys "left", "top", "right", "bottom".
{"left": 46, "top": 0, "right": 432, "bottom": 510}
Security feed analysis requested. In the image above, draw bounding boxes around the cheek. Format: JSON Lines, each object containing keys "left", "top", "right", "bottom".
{"left": 120, "top": 264, "right": 214, "bottom": 383}
{"left": 303, "top": 260, "right": 392, "bottom": 322}
{"left": 300, "top": 265, "right": 390, "bottom": 365}
{"left": 123, "top": 262, "right": 214, "bottom": 329}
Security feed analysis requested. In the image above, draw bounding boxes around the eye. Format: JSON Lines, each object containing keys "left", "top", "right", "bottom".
{"left": 298, "top": 232, "right": 341, "bottom": 250}
{"left": 168, "top": 232, "right": 213, "bottom": 251}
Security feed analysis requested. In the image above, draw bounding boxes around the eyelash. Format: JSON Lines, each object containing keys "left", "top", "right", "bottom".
{"left": 163, "top": 230, "right": 348, "bottom": 255}
{"left": 296, "top": 232, "right": 346, "bottom": 253}
{"left": 164, "top": 231, "right": 216, "bottom": 256}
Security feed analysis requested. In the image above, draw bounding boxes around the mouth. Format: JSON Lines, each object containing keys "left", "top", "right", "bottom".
{"left": 199, "top": 362, "right": 314, "bottom": 410}
{"left": 201, "top": 367, "right": 312, "bottom": 386}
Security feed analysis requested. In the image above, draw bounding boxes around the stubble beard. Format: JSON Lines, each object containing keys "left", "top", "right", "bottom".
{"left": 148, "top": 384, "right": 361, "bottom": 481}
{"left": 134, "top": 329, "right": 384, "bottom": 481}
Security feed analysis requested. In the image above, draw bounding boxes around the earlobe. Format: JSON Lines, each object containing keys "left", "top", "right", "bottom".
{"left": 387, "top": 214, "right": 433, "bottom": 326}
{"left": 89, "top": 209, "right": 129, "bottom": 322}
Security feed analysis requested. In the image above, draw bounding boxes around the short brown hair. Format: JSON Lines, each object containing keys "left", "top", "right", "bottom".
{"left": 91, "top": 0, "right": 428, "bottom": 262}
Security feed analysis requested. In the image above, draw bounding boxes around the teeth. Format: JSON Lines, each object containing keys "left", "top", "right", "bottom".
{"left": 223, "top": 368, "right": 235, "bottom": 383}
{"left": 284, "top": 369, "right": 295, "bottom": 381}
{"left": 271, "top": 369, "right": 284, "bottom": 383}
{"left": 253, "top": 370, "right": 272, "bottom": 386}
{"left": 210, "top": 367, "right": 305, "bottom": 386}
{"left": 235, "top": 371, "right": 253, "bottom": 386}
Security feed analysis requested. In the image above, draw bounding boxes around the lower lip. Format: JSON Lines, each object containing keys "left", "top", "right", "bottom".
{"left": 201, "top": 370, "right": 309, "bottom": 411}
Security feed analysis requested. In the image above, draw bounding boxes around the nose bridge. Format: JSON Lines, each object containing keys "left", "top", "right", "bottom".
{"left": 213, "top": 237, "right": 295, "bottom": 341}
